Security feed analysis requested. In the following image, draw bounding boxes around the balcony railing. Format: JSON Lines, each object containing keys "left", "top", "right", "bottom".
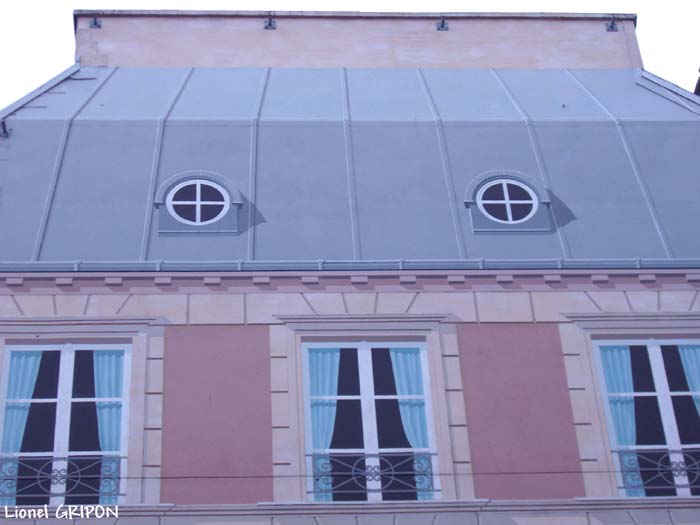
{"left": 0, "top": 455, "right": 121, "bottom": 502}
{"left": 613, "top": 449, "right": 700, "bottom": 495}
{"left": 310, "top": 452, "right": 435, "bottom": 500}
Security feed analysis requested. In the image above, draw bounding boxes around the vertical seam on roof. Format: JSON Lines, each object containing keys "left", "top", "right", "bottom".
{"left": 341, "top": 68, "right": 361, "bottom": 260}
{"left": 247, "top": 68, "right": 271, "bottom": 262}
{"left": 32, "top": 67, "right": 118, "bottom": 262}
{"left": 139, "top": 67, "right": 195, "bottom": 261}
{"left": 490, "top": 69, "right": 572, "bottom": 260}
{"left": 416, "top": 68, "right": 466, "bottom": 259}
{"left": 566, "top": 69, "right": 674, "bottom": 259}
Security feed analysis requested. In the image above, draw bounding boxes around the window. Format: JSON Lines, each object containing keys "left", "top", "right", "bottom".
{"left": 0, "top": 344, "right": 130, "bottom": 505}
{"left": 598, "top": 341, "right": 700, "bottom": 497}
{"left": 475, "top": 179, "right": 538, "bottom": 224}
{"left": 165, "top": 179, "right": 230, "bottom": 226}
{"left": 303, "top": 342, "right": 437, "bottom": 502}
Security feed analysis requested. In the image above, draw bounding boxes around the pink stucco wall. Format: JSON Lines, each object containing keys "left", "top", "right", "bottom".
{"left": 161, "top": 325, "right": 272, "bottom": 504}
{"left": 457, "top": 323, "right": 585, "bottom": 499}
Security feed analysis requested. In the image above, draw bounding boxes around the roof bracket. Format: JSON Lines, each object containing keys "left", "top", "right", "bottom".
{"left": 436, "top": 17, "right": 449, "bottom": 31}
{"left": 89, "top": 16, "right": 102, "bottom": 29}
{"left": 264, "top": 14, "right": 276, "bottom": 30}
{"left": 606, "top": 16, "right": 618, "bottom": 32}
{"left": 0, "top": 120, "right": 11, "bottom": 139}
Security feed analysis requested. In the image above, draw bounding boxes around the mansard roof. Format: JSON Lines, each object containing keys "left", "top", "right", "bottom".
{"left": 1, "top": 66, "right": 699, "bottom": 272}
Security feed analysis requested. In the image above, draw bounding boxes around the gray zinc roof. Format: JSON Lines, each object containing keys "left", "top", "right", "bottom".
{"left": 1, "top": 66, "right": 699, "bottom": 272}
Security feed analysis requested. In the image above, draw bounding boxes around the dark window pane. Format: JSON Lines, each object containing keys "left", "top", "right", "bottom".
{"left": 638, "top": 451, "right": 677, "bottom": 497}
{"left": 172, "top": 184, "right": 196, "bottom": 201}
{"left": 69, "top": 402, "right": 101, "bottom": 452}
{"left": 376, "top": 399, "right": 411, "bottom": 449}
{"left": 482, "top": 203, "right": 508, "bottom": 221}
{"left": 21, "top": 403, "right": 56, "bottom": 452}
{"left": 200, "top": 184, "right": 225, "bottom": 202}
{"left": 481, "top": 183, "right": 504, "bottom": 200}
{"left": 200, "top": 204, "right": 225, "bottom": 222}
{"left": 634, "top": 397, "right": 666, "bottom": 445}
{"left": 329, "top": 454, "right": 367, "bottom": 502}
{"left": 510, "top": 203, "right": 533, "bottom": 221}
{"left": 380, "top": 454, "right": 418, "bottom": 501}
{"left": 506, "top": 183, "right": 531, "bottom": 201}
{"left": 172, "top": 204, "right": 196, "bottom": 222}
{"left": 64, "top": 456, "right": 102, "bottom": 504}
{"left": 15, "top": 456, "right": 52, "bottom": 505}
{"left": 662, "top": 345, "right": 691, "bottom": 392}
{"left": 72, "top": 350, "right": 95, "bottom": 398}
{"left": 372, "top": 348, "right": 397, "bottom": 396}
{"left": 330, "top": 400, "right": 363, "bottom": 449}
{"left": 630, "top": 346, "right": 655, "bottom": 393}
{"left": 336, "top": 348, "right": 360, "bottom": 396}
{"left": 672, "top": 396, "right": 700, "bottom": 444}
{"left": 32, "top": 351, "right": 60, "bottom": 399}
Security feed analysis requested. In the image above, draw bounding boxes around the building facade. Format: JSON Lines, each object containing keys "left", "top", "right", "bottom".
{"left": 1, "top": 10, "right": 700, "bottom": 524}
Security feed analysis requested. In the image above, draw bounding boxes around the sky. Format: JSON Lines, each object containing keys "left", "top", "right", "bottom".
{"left": 0, "top": 0, "right": 698, "bottom": 110}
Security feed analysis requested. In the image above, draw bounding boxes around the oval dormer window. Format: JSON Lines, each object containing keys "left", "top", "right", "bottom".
{"left": 476, "top": 179, "right": 538, "bottom": 224}
{"left": 165, "top": 179, "right": 230, "bottom": 226}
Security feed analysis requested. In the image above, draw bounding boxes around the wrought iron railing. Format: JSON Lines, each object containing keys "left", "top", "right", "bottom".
{"left": 0, "top": 455, "right": 121, "bottom": 501}
{"left": 613, "top": 449, "right": 700, "bottom": 494}
{"left": 310, "top": 452, "right": 435, "bottom": 500}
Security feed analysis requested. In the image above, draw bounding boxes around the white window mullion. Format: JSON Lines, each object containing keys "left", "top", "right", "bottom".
{"left": 648, "top": 343, "right": 691, "bottom": 496}
{"left": 50, "top": 346, "right": 75, "bottom": 506}
{"left": 357, "top": 342, "right": 381, "bottom": 502}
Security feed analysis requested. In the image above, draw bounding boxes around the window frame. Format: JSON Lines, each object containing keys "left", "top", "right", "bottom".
{"left": 301, "top": 341, "right": 440, "bottom": 502}
{"left": 0, "top": 343, "right": 132, "bottom": 506}
{"left": 475, "top": 178, "right": 539, "bottom": 225}
{"left": 594, "top": 338, "right": 700, "bottom": 497}
{"left": 165, "top": 179, "right": 231, "bottom": 226}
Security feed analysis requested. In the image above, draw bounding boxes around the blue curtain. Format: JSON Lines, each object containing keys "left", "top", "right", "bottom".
{"left": 390, "top": 348, "right": 431, "bottom": 499}
{"left": 93, "top": 350, "right": 124, "bottom": 505}
{"left": 93, "top": 351, "right": 124, "bottom": 398}
{"left": 389, "top": 348, "right": 424, "bottom": 395}
{"left": 678, "top": 345, "right": 700, "bottom": 415}
{"left": 1, "top": 351, "right": 42, "bottom": 505}
{"left": 308, "top": 349, "right": 340, "bottom": 502}
{"left": 600, "top": 346, "right": 634, "bottom": 393}
{"left": 600, "top": 346, "right": 643, "bottom": 497}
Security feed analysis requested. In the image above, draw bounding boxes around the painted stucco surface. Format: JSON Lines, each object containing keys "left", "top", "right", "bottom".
{"left": 74, "top": 15, "right": 642, "bottom": 69}
{"left": 161, "top": 325, "right": 273, "bottom": 503}
{"left": 457, "top": 322, "right": 585, "bottom": 499}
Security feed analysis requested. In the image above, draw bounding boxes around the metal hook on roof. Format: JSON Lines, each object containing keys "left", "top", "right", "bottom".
{"left": 90, "top": 16, "right": 102, "bottom": 29}
{"left": 0, "top": 120, "right": 11, "bottom": 139}
{"left": 606, "top": 16, "right": 618, "bottom": 32}
{"left": 264, "top": 13, "right": 276, "bottom": 30}
{"left": 436, "top": 16, "right": 449, "bottom": 31}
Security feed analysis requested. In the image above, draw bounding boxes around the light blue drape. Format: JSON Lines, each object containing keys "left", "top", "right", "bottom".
{"left": 390, "top": 348, "right": 430, "bottom": 499}
{"left": 600, "top": 346, "right": 634, "bottom": 393}
{"left": 389, "top": 348, "right": 424, "bottom": 395}
{"left": 309, "top": 349, "right": 341, "bottom": 502}
{"left": 678, "top": 345, "right": 700, "bottom": 415}
{"left": 1, "top": 352, "right": 42, "bottom": 506}
{"left": 2, "top": 352, "right": 42, "bottom": 452}
{"left": 93, "top": 351, "right": 124, "bottom": 398}
{"left": 7, "top": 351, "right": 42, "bottom": 400}
{"left": 93, "top": 350, "right": 124, "bottom": 505}
{"left": 600, "top": 346, "right": 643, "bottom": 496}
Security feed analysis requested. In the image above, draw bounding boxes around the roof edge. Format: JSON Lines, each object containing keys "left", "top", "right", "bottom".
{"left": 72, "top": 10, "right": 637, "bottom": 21}
{"left": 0, "top": 63, "right": 80, "bottom": 121}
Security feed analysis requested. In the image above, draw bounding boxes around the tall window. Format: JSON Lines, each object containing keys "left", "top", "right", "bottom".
{"left": 0, "top": 344, "right": 130, "bottom": 505}
{"left": 303, "top": 342, "right": 437, "bottom": 502}
{"left": 598, "top": 341, "right": 700, "bottom": 497}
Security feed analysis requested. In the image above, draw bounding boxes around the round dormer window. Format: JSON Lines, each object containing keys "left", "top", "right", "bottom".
{"left": 165, "top": 180, "right": 230, "bottom": 226}
{"left": 476, "top": 179, "right": 538, "bottom": 224}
